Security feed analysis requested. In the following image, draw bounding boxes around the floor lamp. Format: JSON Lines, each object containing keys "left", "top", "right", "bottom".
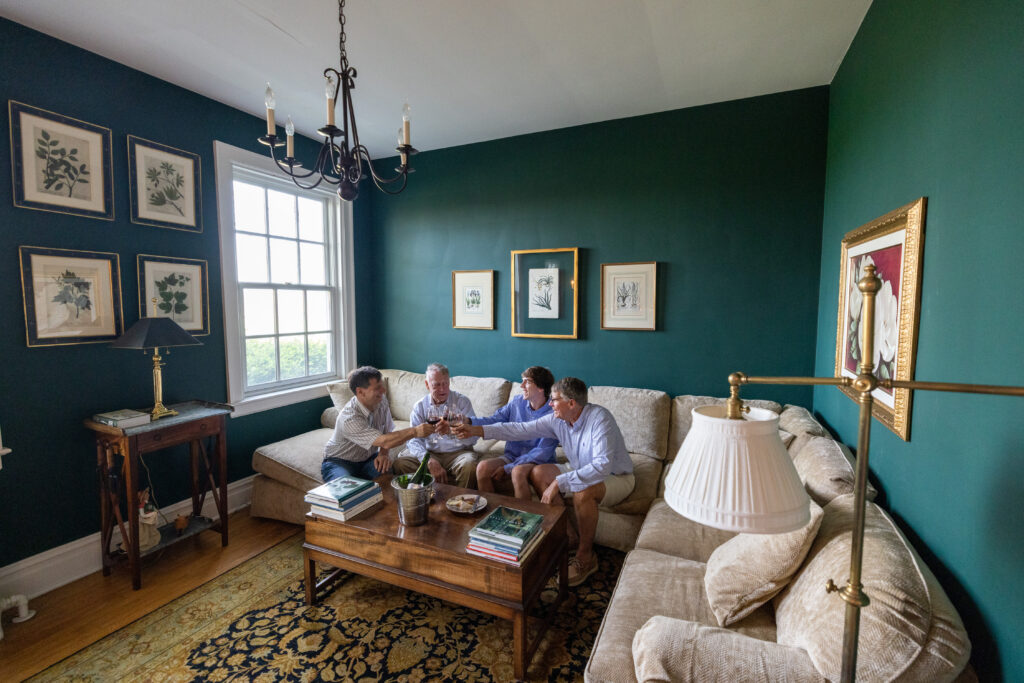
{"left": 665, "top": 264, "right": 1024, "bottom": 682}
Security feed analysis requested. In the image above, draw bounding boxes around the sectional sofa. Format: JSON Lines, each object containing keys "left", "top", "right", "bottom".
{"left": 249, "top": 369, "right": 973, "bottom": 681}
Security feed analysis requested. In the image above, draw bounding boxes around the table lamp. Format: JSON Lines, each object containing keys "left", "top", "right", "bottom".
{"left": 110, "top": 310, "right": 201, "bottom": 420}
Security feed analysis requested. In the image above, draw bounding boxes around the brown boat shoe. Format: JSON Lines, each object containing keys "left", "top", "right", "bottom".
{"left": 568, "top": 555, "right": 598, "bottom": 587}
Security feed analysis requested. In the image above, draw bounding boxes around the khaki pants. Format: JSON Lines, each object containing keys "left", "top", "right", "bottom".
{"left": 394, "top": 449, "right": 478, "bottom": 489}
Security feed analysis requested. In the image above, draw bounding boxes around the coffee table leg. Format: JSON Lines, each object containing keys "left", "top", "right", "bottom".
{"left": 513, "top": 610, "right": 526, "bottom": 681}
{"left": 304, "top": 551, "right": 317, "bottom": 605}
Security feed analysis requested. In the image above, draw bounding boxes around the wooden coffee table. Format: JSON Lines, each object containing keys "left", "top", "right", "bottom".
{"left": 303, "top": 474, "right": 569, "bottom": 680}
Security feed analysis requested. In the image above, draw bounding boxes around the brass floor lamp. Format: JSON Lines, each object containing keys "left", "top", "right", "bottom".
{"left": 667, "top": 263, "right": 1024, "bottom": 681}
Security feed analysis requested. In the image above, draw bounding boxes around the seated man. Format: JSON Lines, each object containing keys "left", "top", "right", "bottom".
{"left": 455, "top": 377, "right": 634, "bottom": 586}
{"left": 394, "top": 363, "right": 479, "bottom": 487}
{"left": 322, "top": 366, "right": 435, "bottom": 483}
{"left": 470, "top": 366, "right": 558, "bottom": 499}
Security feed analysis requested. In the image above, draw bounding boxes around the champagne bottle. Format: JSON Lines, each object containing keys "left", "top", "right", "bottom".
{"left": 409, "top": 452, "right": 431, "bottom": 486}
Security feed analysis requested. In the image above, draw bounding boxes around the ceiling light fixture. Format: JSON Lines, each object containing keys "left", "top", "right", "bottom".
{"left": 258, "top": 0, "right": 416, "bottom": 201}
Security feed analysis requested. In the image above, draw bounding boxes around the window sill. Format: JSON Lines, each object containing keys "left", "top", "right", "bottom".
{"left": 229, "top": 382, "right": 335, "bottom": 418}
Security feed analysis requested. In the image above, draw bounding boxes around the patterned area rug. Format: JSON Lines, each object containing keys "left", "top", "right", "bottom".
{"left": 34, "top": 534, "right": 624, "bottom": 682}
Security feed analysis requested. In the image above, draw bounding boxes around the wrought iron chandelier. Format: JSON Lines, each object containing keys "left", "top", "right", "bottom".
{"left": 258, "top": 0, "right": 417, "bottom": 201}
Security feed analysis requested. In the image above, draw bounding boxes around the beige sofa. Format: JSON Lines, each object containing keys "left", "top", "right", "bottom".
{"left": 585, "top": 397, "right": 974, "bottom": 682}
{"left": 250, "top": 368, "right": 671, "bottom": 552}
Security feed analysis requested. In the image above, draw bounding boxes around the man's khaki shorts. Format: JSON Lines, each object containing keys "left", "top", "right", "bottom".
{"left": 555, "top": 463, "right": 635, "bottom": 507}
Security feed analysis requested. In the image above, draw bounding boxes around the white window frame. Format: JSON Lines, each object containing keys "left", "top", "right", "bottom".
{"left": 214, "top": 141, "right": 356, "bottom": 417}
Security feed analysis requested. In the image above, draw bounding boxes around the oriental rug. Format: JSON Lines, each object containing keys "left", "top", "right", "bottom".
{"left": 33, "top": 534, "right": 624, "bottom": 682}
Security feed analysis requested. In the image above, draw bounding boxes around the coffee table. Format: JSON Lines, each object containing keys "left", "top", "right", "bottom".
{"left": 303, "top": 474, "right": 569, "bottom": 680}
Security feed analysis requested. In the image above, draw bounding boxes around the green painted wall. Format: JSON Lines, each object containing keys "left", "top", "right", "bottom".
{"left": 0, "top": 20, "right": 342, "bottom": 566}
{"left": 812, "top": 1, "right": 1024, "bottom": 679}
{"left": 365, "top": 88, "right": 830, "bottom": 405}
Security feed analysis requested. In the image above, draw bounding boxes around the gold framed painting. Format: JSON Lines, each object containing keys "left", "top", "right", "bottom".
{"left": 511, "top": 248, "right": 578, "bottom": 339}
{"left": 601, "top": 261, "right": 656, "bottom": 330}
{"left": 452, "top": 269, "right": 494, "bottom": 329}
{"left": 834, "top": 197, "right": 926, "bottom": 441}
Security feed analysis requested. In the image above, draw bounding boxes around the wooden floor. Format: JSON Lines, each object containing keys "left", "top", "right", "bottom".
{"left": 0, "top": 509, "right": 299, "bottom": 682}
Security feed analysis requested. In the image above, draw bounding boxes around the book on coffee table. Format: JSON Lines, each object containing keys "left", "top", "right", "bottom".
{"left": 468, "top": 506, "right": 544, "bottom": 548}
{"left": 307, "top": 476, "right": 375, "bottom": 506}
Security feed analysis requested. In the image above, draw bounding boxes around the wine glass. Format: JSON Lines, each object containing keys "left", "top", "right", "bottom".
{"left": 426, "top": 404, "right": 443, "bottom": 448}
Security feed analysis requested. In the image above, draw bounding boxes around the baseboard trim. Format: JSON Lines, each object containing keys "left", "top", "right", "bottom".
{"left": 0, "top": 475, "right": 255, "bottom": 600}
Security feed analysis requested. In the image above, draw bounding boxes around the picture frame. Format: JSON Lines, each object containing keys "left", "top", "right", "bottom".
{"left": 834, "top": 197, "right": 926, "bottom": 441}
{"left": 19, "top": 246, "right": 123, "bottom": 347}
{"left": 9, "top": 101, "right": 114, "bottom": 221}
{"left": 127, "top": 135, "right": 202, "bottom": 232}
{"left": 511, "top": 248, "right": 578, "bottom": 339}
{"left": 452, "top": 270, "right": 495, "bottom": 330}
{"left": 601, "top": 262, "right": 657, "bottom": 330}
{"left": 137, "top": 254, "right": 210, "bottom": 335}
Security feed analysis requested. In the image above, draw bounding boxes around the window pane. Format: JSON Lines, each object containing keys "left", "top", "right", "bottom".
{"left": 246, "top": 337, "right": 277, "bottom": 385}
{"left": 298, "top": 197, "right": 324, "bottom": 242}
{"left": 279, "top": 335, "right": 306, "bottom": 380}
{"left": 307, "top": 290, "right": 331, "bottom": 332}
{"left": 309, "top": 333, "right": 331, "bottom": 375}
{"left": 233, "top": 181, "right": 266, "bottom": 233}
{"left": 269, "top": 238, "right": 298, "bottom": 284}
{"left": 277, "top": 289, "right": 305, "bottom": 334}
{"left": 243, "top": 288, "right": 276, "bottom": 336}
{"left": 236, "top": 234, "right": 268, "bottom": 282}
{"left": 300, "top": 243, "right": 326, "bottom": 285}
{"left": 267, "top": 189, "right": 297, "bottom": 238}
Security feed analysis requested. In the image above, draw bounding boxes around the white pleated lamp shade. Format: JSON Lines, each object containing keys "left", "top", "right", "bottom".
{"left": 664, "top": 405, "right": 810, "bottom": 533}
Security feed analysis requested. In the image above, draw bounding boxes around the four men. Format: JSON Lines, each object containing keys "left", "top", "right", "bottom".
{"left": 322, "top": 363, "right": 635, "bottom": 587}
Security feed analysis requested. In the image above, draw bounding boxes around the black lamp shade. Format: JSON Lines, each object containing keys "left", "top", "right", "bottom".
{"left": 110, "top": 317, "right": 202, "bottom": 350}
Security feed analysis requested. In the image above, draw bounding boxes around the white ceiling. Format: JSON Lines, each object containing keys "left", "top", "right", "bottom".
{"left": 0, "top": 0, "right": 871, "bottom": 159}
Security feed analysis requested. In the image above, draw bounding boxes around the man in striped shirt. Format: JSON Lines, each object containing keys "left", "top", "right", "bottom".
{"left": 322, "top": 366, "right": 436, "bottom": 483}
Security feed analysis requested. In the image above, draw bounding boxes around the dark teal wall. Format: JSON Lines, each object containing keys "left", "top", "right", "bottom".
{"left": 0, "top": 19, "right": 337, "bottom": 566}
{"left": 365, "top": 88, "right": 829, "bottom": 404}
{"left": 812, "top": 1, "right": 1024, "bottom": 679}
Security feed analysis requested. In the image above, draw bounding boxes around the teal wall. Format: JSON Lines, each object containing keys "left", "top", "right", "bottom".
{"left": 812, "top": 1, "right": 1024, "bottom": 679}
{"left": 0, "top": 19, "right": 344, "bottom": 566}
{"left": 365, "top": 88, "right": 829, "bottom": 404}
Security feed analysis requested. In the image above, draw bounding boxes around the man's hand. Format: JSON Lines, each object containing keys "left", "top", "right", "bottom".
{"left": 427, "top": 458, "right": 448, "bottom": 485}
{"left": 435, "top": 417, "right": 451, "bottom": 436}
{"left": 373, "top": 451, "right": 391, "bottom": 475}
{"left": 540, "top": 479, "right": 561, "bottom": 505}
{"left": 452, "top": 423, "right": 483, "bottom": 439}
{"left": 413, "top": 421, "right": 436, "bottom": 438}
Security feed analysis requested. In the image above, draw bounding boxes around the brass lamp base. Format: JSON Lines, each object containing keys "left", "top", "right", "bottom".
{"left": 149, "top": 348, "right": 177, "bottom": 420}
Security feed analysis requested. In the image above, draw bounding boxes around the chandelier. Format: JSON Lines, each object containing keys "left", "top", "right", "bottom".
{"left": 258, "top": 0, "right": 417, "bottom": 201}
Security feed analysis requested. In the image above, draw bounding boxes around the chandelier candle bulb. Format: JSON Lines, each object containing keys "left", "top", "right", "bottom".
{"left": 402, "top": 103, "right": 411, "bottom": 145}
{"left": 326, "top": 77, "right": 336, "bottom": 126}
{"left": 264, "top": 83, "right": 276, "bottom": 136}
{"left": 285, "top": 116, "right": 295, "bottom": 158}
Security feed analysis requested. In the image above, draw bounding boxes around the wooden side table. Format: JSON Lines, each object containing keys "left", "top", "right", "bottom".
{"left": 84, "top": 400, "right": 233, "bottom": 589}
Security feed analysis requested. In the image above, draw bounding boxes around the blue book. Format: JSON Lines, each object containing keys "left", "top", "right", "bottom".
{"left": 305, "top": 483, "right": 380, "bottom": 511}
{"left": 306, "top": 476, "right": 375, "bottom": 505}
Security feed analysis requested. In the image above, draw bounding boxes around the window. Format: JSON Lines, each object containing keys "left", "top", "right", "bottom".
{"left": 214, "top": 142, "right": 355, "bottom": 416}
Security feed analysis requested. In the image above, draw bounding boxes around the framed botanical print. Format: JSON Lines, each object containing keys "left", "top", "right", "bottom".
{"left": 452, "top": 270, "right": 495, "bottom": 329}
{"left": 19, "top": 246, "right": 123, "bottom": 346}
{"left": 127, "top": 135, "right": 202, "bottom": 232}
{"left": 834, "top": 197, "right": 926, "bottom": 441}
{"left": 137, "top": 254, "right": 210, "bottom": 335}
{"left": 601, "top": 262, "right": 657, "bottom": 330}
{"left": 511, "top": 248, "right": 578, "bottom": 339}
{"left": 9, "top": 101, "right": 114, "bottom": 220}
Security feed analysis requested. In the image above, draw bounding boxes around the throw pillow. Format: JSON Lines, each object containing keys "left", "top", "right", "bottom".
{"left": 792, "top": 436, "right": 877, "bottom": 506}
{"left": 704, "top": 500, "right": 824, "bottom": 626}
{"left": 326, "top": 382, "right": 353, "bottom": 408}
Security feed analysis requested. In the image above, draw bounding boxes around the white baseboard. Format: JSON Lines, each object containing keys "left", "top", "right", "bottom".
{"left": 0, "top": 475, "right": 255, "bottom": 600}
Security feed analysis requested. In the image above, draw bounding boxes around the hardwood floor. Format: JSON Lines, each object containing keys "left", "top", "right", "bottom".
{"left": 0, "top": 509, "right": 299, "bottom": 681}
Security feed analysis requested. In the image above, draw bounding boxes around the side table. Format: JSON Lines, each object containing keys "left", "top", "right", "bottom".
{"left": 84, "top": 400, "right": 233, "bottom": 589}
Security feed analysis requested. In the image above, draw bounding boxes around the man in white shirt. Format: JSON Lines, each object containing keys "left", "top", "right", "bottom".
{"left": 393, "top": 363, "right": 479, "bottom": 487}
{"left": 322, "top": 366, "right": 435, "bottom": 483}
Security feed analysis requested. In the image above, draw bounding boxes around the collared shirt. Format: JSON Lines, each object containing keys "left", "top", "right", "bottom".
{"left": 471, "top": 395, "right": 557, "bottom": 472}
{"left": 323, "top": 395, "right": 395, "bottom": 463}
{"left": 481, "top": 403, "right": 632, "bottom": 493}
{"left": 405, "top": 390, "right": 478, "bottom": 461}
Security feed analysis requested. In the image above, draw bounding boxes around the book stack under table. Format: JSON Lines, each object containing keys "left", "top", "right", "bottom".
{"left": 305, "top": 476, "right": 383, "bottom": 522}
{"left": 466, "top": 505, "right": 546, "bottom": 566}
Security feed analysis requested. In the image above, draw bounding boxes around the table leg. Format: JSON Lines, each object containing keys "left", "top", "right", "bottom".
{"left": 96, "top": 441, "right": 112, "bottom": 576}
{"left": 304, "top": 551, "right": 317, "bottom": 605}
{"left": 125, "top": 440, "right": 141, "bottom": 590}
{"left": 513, "top": 610, "right": 526, "bottom": 681}
{"left": 216, "top": 422, "right": 228, "bottom": 546}
{"left": 189, "top": 439, "right": 201, "bottom": 517}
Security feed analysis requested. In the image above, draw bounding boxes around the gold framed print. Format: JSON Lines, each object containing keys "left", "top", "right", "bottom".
{"left": 601, "top": 261, "right": 656, "bottom": 330}
{"left": 452, "top": 269, "right": 494, "bottom": 329}
{"left": 511, "top": 247, "right": 578, "bottom": 339}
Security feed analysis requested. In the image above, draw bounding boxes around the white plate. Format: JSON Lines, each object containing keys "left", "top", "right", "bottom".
{"left": 446, "top": 494, "right": 487, "bottom": 515}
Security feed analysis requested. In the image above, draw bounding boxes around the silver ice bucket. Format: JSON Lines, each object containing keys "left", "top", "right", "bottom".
{"left": 391, "top": 474, "right": 434, "bottom": 526}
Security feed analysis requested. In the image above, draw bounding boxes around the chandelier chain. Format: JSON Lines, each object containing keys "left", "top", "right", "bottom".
{"left": 338, "top": 0, "right": 348, "bottom": 71}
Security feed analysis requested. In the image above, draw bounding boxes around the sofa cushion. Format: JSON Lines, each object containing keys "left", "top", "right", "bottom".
{"left": 631, "top": 616, "right": 825, "bottom": 683}
{"left": 603, "top": 453, "right": 660, "bottom": 515}
{"left": 774, "top": 494, "right": 971, "bottom": 681}
{"left": 589, "top": 386, "right": 671, "bottom": 461}
{"left": 586, "top": 548, "right": 776, "bottom": 683}
{"left": 326, "top": 381, "right": 355, "bottom": 408}
{"left": 450, "top": 375, "right": 512, "bottom": 420}
{"left": 705, "top": 500, "right": 824, "bottom": 626}
{"left": 251, "top": 428, "right": 332, "bottom": 490}
{"left": 793, "top": 436, "right": 877, "bottom": 506}
{"left": 779, "top": 404, "right": 828, "bottom": 455}
{"left": 380, "top": 369, "right": 426, "bottom": 421}
{"left": 321, "top": 406, "right": 339, "bottom": 429}
{"left": 634, "top": 499, "right": 737, "bottom": 563}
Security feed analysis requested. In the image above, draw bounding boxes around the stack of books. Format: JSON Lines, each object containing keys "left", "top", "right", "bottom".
{"left": 305, "top": 476, "right": 383, "bottom": 522}
{"left": 466, "top": 506, "right": 545, "bottom": 566}
{"left": 92, "top": 409, "right": 151, "bottom": 428}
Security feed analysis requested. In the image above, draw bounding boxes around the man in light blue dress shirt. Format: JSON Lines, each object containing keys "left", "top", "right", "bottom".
{"left": 456, "top": 377, "right": 635, "bottom": 586}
